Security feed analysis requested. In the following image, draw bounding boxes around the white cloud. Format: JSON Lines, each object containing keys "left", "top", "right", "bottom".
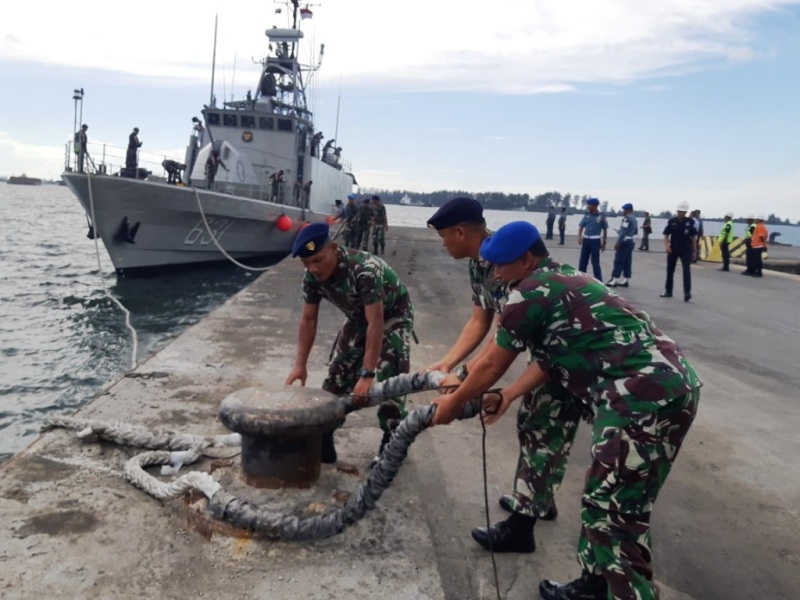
{"left": 0, "top": 132, "right": 66, "bottom": 179}
{"left": 2, "top": 1, "right": 798, "bottom": 93}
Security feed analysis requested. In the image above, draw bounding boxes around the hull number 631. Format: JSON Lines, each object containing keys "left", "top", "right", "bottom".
{"left": 184, "top": 218, "right": 234, "bottom": 246}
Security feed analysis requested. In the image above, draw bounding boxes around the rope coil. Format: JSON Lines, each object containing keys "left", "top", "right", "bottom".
{"left": 43, "top": 372, "right": 474, "bottom": 538}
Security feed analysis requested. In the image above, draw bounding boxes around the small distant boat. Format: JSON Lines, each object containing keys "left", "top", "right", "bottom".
{"left": 8, "top": 174, "right": 43, "bottom": 186}
{"left": 399, "top": 194, "right": 424, "bottom": 207}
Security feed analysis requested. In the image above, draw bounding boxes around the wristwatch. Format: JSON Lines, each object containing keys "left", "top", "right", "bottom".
{"left": 455, "top": 364, "right": 468, "bottom": 382}
{"left": 357, "top": 367, "right": 376, "bottom": 379}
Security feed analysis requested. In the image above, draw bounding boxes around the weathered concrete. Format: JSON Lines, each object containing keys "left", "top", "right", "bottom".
{"left": 1, "top": 228, "right": 798, "bottom": 599}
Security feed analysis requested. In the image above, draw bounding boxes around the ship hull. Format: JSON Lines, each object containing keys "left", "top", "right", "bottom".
{"left": 62, "top": 173, "right": 330, "bottom": 276}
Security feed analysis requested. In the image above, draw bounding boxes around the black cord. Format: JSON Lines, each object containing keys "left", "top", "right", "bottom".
{"left": 479, "top": 397, "right": 503, "bottom": 600}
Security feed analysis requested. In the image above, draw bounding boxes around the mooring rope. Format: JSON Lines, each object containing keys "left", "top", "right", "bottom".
{"left": 42, "top": 415, "right": 241, "bottom": 452}
{"left": 42, "top": 371, "right": 471, "bottom": 539}
{"left": 193, "top": 187, "right": 273, "bottom": 272}
{"left": 192, "top": 189, "right": 348, "bottom": 273}
{"left": 86, "top": 172, "right": 140, "bottom": 369}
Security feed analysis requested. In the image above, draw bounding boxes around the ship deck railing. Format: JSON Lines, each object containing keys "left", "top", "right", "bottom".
{"left": 66, "top": 141, "right": 317, "bottom": 207}
{"left": 66, "top": 141, "right": 184, "bottom": 183}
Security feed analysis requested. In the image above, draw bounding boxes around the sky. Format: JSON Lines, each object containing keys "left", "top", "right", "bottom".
{"left": 1, "top": 0, "right": 799, "bottom": 220}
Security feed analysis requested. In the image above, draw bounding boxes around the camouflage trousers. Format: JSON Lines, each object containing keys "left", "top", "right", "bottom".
{"left": 359, "top": 224, "right": 372, "bottom": 251}
{"left": 506, "top": 383, "right": 584, "bottom": 518}
{"left": 577, "top": 388, "right": 700, "bottom": 600}
{"left": 322, "top": 316, "right": 412, "bottom": 433}
{"left": 345, "top": 223, "right": 360, "bottom": 249}
{"left": 372, "top": 224, "right": 386, "bottom": 253}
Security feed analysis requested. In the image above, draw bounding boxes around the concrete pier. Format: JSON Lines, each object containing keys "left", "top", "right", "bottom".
{"left": 1, "top": 228, "right": 798, "bottom": 599}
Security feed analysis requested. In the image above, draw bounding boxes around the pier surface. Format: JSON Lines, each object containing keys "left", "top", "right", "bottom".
{"left": 1, "top": 229, "right": 798, "bottom": 600}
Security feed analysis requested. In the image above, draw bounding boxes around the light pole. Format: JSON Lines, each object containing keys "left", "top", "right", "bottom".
{"left": 72, "top": 88, "right": 84, "bottom": 171}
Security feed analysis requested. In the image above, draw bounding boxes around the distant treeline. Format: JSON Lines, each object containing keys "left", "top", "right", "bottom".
{"left": 362, "top": 188, "right": 799, "bottom": 226}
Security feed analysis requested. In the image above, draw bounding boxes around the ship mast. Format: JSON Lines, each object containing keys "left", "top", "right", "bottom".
{"left": 210, "top": 13, "right": 219, "bottom": 106}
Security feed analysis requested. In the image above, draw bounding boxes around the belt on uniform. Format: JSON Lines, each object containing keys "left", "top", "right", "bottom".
{"left": 624, "top": 236, "right": 634, "bottom": 241}
{"left": 584, "top": 236, "right": 601, "bottom": 239}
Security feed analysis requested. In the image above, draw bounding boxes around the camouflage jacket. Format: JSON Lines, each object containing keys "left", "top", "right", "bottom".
{"left": 495, "top": 257, "right": 701, "bottom": 416}
{"left": 372, "top": 204, "right": 387, "bottom": 227}
{"left": 469, "top": 254, "right": 508, "bottom": 314}
{"left": 358, "top": 204, "right": 373, "bottom": 224}
{"left": 344, "top": 203, "right": 359, "bottom": 225}
{"left": 302, "top": 246, "right": 413, "bottom": 325}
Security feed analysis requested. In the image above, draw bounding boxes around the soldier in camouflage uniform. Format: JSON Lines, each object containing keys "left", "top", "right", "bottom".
{"left": 343, "top": 194, "right": 359, "bottom": 247}
{"left": 431, "top": 221, "right": 701, "bottom": 600}
{"left": 285, "top": 223, "right": 414, "bottom": 463}
{"left": 353, "top": 197, "right": 373, "bottom": 252}
{"left": 425, "top": 197, "right": 575, "bottom": 554}
{"left": 370, "top": 195, "right": 388, "bottom": 254}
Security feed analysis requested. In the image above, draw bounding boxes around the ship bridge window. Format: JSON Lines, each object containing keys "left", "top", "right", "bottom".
{"left": 259, "top": 117, "right": 274, "bottom": 130}
{"left": 223, "top": 113, "right": 237, "bottom": 127}
{"left": 241, "top": 115, "right": 256, "bottom": 128}
{"left": 277, "top": 118, "right": 293, "bottom": 132}
{"left": 207, "top": 113, "right": 220, "bottom": 125}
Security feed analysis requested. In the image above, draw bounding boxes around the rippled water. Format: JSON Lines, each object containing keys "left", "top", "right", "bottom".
{"left": 0, "top": 185, "right": 264, "bottom": 464}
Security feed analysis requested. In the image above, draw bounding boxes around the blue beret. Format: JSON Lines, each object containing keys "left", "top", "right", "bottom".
{"left": 347, "top": 193, "right": 357, "bottom": 200}
{"left": 291, "top": 222, "right": 330, "bottom": 258}
{"left": 362, "top": 197, "right": 371, "bottom": 204}
{"left": 426, "top": 197, "right": 483, "bottom": 230}
{"left": 586, "top": 198, "right": 599, "bottom": 206}
{"left": 479, "top": 221, "right": 541, "bottom": 264}
{"left": 621, "top": 203, "right": 633, "bottom": 211}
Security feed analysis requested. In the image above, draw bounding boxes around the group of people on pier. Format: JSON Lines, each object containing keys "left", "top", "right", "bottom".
{"left": 332, "top": 194, "right": 390, "bottom": 255}
{"left": 284, "top": 196, "right": 702, "bottom": 600}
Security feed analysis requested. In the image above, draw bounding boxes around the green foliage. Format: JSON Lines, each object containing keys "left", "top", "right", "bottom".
{"left": 361, "top": 188, "right": 597, "bottom": 212}
{"left": 361, "top": 188, "right": 799, "bottom": 224}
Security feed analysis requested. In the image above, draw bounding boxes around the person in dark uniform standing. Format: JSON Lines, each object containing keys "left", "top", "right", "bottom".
{"left": 742, "top": 216, "right": 756, "bottom": 275}
{"left": 74, "top": 124, "right": 89, "bottom": 173}
{"left": 717, "top": 211, "right": 734, "bottom": 271}
{"left": 606, "top": 203, "right": 637, "bottom": 288}
{"left": 577, "top": 198, "right": 608, "bottom": 281}
{"left": 357, "top": 197, "right": 373, "bottom": 251}
{"left": 371, "top": 195, "right": 388, "bottom": 255}
{"left": 661, "top": 201, "right": 698, "bottom": 301}
{"left": 126, "top": 127, "right": 142, "bottom": 173}
{"left": 639, "top": 211, "right": 652, "bottom": 251}
{"left": 545, "top": 205, "right": 556, "bottom": 240}
{"left": 205, "top": 149, "right": 228, "bottom": 189}
{"left": 557, "top": 207, "right": 567, "bottom": 245}
{"left": 343, "top": 193, "right": 359, "bottom": 247}
{"left": 269, "top": 170, "right": 285, "bottom": 202}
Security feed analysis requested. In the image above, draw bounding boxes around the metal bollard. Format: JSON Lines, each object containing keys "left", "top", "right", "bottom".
{"left": 219, "top": 387, "right": 344, "bottom": 489}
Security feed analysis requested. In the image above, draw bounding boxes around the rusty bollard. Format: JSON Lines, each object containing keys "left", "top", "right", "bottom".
{"left": 219, "top": 387, "right": 344, "bottom": 489}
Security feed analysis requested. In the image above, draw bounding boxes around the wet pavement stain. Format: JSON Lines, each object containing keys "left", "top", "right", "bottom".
{"left": 11, "top": 456, "right": 77, "bottom": 483}
{"left": 16, "top": 510, "right": 100, "bottom": 538}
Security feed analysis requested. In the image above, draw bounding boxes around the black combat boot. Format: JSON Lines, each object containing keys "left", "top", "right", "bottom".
{"left": 321, "top": 431, "right": 337, "bottom": 464}
{"left": 470, "top": 512, "right": 535, "bottom": 553}
{"left": 498, "top": 494, "right": 558, "bottom": 520}
{"left": 538, "top": 570, "right": 608, "bottom": 600}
